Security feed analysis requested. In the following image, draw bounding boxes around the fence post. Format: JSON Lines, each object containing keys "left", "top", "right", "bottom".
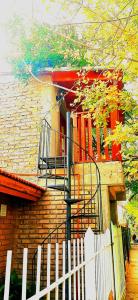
{"left": 47, "top": 244, "right": 51, "bottom": 300}
{"left": 110, "top": 223, "right": 116, "bottom": 300}
{"left": 84, "top": 228, "right": 96, "bottom": 300}
{"left": 4, "top": 250, "right": 12, "bottom": 300}
{"left": 36, "top": 245, "right": 42, "bottom": 296}
{"left": 22, "top": 248, "right": 28, "bottom": 300}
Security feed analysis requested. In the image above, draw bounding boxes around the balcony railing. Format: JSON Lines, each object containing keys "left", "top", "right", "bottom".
{"left": 72, "top": 112, "right": 122, "bottom": 163}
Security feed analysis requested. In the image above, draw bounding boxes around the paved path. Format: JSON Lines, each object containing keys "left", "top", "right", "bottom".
{"left": 126, "top": 245, "right": 138, "bottom": 300}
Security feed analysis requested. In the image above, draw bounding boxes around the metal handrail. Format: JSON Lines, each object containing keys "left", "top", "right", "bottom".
{"left": 40, "top": 118, "right": 101, "bottom": 177}
{"left": 32, "top": 116, "right": 103, "bottom": 281}
{"left": 38, "top": 117, "right": 102, "bottom": 230}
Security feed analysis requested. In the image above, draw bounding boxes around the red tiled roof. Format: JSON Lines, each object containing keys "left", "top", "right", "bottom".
{"left": 0, "top": 168, "right": 46, "bottom": 201}
{"left": 0, "top": 168, "right": 45, "bottom": 191}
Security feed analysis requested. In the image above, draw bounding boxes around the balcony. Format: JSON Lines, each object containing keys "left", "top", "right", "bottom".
{"left": 72, "top": 111, "right": 123, "bottom": 163}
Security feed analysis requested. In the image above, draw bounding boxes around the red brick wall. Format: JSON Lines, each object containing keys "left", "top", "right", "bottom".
{"left": 0, "top": 188, "right": 78, "bottom": 283}
{"left": 13, "top": 190, "right": 66, "bottom": 280}
{"left": 0, "top": 195, "right": 18, "bottom": 279}
{"left": 0, "top": 190, "right": 66, "bottom": 281}
{"left": 0, "top": 186, "right": 90, "bottom": 282}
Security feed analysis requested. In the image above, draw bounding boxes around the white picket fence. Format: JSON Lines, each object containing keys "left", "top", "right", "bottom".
{"left": 3, "top": 227, "right": 119, "bottom": 300}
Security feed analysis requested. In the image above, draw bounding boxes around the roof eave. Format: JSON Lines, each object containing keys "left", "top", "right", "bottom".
{"left": 0, "top": 170, "right": 45, "bottom": 201}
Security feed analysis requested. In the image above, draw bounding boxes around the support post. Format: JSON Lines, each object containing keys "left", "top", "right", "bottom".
{"left": 110, "top": 110, "right": 121, "bottom": 161}
{"left": 66, "top": 112, "right": 71, "bottom": 241}
{"left": 73, "top": 114, "right": 78, "bottom": 162}
{"left": 65, "top": 112, "right": 72, "bottom": 300}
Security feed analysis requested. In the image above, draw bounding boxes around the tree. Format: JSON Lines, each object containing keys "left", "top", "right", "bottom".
{"left": 40, "top": 0, "right": 138, "bottom": 80}
{"left": 7, "top": 0, "right": 138, "bottom": 195}
{"left": 8, "top": 0, "right": 138, "bottom": 81}
{"left": 8, "top": 17, "right": 90, "bottom": 79}
{"left": 74, "top": 71, "right": 137, "bottom": 183}
{"left": 125, "top": 198, "right": 138, "bottom": 230}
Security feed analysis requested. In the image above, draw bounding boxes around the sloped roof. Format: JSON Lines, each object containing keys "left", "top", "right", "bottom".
{"left": 0, "top": 168, "right": 45, "bottom": 201}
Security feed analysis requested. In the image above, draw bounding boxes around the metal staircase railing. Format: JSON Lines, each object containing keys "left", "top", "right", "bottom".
{"left": 32, "top": 112, "right": 103, "bottom": 288}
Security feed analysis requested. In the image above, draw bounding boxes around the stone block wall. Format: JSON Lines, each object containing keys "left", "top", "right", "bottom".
{"left": 0, "top": 75, "right": 56, "bottom": 184}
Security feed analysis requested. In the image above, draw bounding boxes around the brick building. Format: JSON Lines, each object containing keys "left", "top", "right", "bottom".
{"left": 0, "top": 168, "right": 45, "bottom": 278}
{"left": 0, "top": 69, "right": 126, "bottom": 282}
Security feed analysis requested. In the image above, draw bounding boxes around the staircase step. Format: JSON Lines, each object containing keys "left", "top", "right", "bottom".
{"left": 40, "top": 156, "right": 67, "bottom": 169}
{"left": 41, "top": 156, "right": 67, "bottom": 163}
{"left": 39, "top": 174, "right": 68, "bottom": 180}
{"left": 71, "top": 214, "right": 99, "bottom": 219}
{"left": 71, "top": 229, "right": 100, "bottom": 234}
{"left": 47, "top": 184, "right": 69, "bottom": 192}
{"left": 65, "top": 198, "right": 96, "bottom": 205}
{"left": 38, "top": 163, "right": 48, "bottom": 170}
{"left": 39, "top": 164, "right": 66, "bottom": 169}
{"left": 65, "top": 198, "right": 85, "bottom": 204}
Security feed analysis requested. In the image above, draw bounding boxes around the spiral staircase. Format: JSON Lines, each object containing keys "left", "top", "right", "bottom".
{"left": 32, "top": 112, "right": 103, "bottom": 293}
